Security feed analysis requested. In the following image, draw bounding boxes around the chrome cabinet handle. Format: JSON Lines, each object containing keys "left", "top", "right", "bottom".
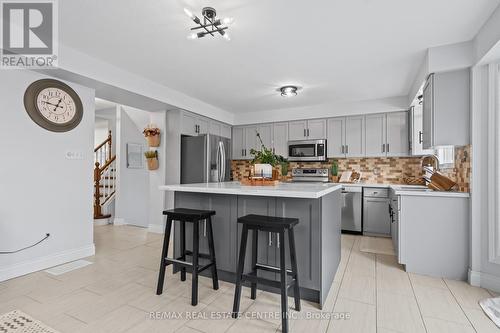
{"left": 341, "top": 145, "right": 344, "bottom": 154}
{"left": 346, "top": 145, "right": 349, "bottom": 154}
{"left": 303, "top": 129, "right": 306, "bottom": 137}
{"left": 277, "top": 233, "right": 280, "bottom": 248}
{"left": 382, "top": 144, "right": 385, "bottom": 153}
{"left": 387, "top": 143, "right": 389, "bottom": 152}
{"left": 307, "top": 129, "right": 310, "bottom": 137}
{"left": 242, "top": 149, "right": 244, "bottom": 157}
{"left": 268, "top": 232, "right": 272, "bottom": 246}
{"left": 419, "top": 131, "right": 423, "bottom": 144}
{"left": 203, "top": 220, "right": 207, "bottom": 237}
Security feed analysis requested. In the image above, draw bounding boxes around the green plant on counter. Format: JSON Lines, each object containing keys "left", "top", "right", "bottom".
{"left": 144, "top": 150, "right": 158, "bottom": 159}
{"left": 249, "top": 130, "right": 278, "bottom": 166}
{"left": 331, "top": 160, "right": 339, "bottom": 176}
{"left": 276, "top": 155, "right": 289, "bottom": 176}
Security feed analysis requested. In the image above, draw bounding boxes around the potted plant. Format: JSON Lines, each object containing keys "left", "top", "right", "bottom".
{"left": 143, "top": 126, "right": 161, "bottom": 147}
{"left": 276, "top": 155, "right": 289, "bottom": 180}
{"left": 144, "top": 150, "right": 159, "bottom": 170}
{"left": 331, "top": 160, "right": 339, "bottom": 182}
{"left": 249, "top": 131, "right": 278, "bottom": 179}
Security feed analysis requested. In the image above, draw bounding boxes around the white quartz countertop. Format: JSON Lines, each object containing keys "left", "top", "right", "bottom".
{"left": 159, "top": 181, "right": 343, "bottom": 199}
{"left": 334, "top": 183, "right": 470, "bottom": 198}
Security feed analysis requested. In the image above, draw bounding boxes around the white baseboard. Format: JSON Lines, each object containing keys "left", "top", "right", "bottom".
{"left": 0, "top": 244, "right": 95, "bottom": 282}
{"left": 148, "top": 224, "right": 164, "bottom": 234}
{"left": 468, "top": 269, "right": 500, "bottom": 292}
{"left": 94, "top": 218, "right": 110, "bottom": 226}
{"left": 113, "top": 217, "right": 126, "bottom": 225}
{"left": 468, "top": 269, "right": 482, "bottom": 287}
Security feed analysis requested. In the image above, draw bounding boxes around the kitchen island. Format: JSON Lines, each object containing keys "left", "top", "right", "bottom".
{"left": 159, "top": 182, "right": 342, "bottom": 307}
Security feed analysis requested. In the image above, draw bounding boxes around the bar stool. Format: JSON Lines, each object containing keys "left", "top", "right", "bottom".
{"left": 156, "top": 208, "right": 219, "bottom": 306}
{"left": 232, "top": 214, "right": 301, "bottom": 333}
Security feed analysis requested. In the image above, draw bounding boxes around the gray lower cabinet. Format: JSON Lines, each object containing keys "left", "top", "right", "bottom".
{"left": 237, "top": 196, "right": 277, "bottom": 280}
{"left": 276, "top": 198, "right": 321, "bottom": 290}
{"left": 363, "top": 195, "right": 391, "bottom": 236}
{"left": 172, "top": 191, "right": 340, "bottom": 306}
{"left": 174, "top": 193, "right": 236, "bottom": 273}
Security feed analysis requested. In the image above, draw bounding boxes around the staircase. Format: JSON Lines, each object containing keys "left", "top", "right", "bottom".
{"left": 94, "top": 130, "right": 116, "bottom": 219}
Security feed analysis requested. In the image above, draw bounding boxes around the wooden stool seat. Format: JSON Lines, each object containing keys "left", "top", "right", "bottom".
{"left": 156, "top": 208, "right": 219, "bottom": 306}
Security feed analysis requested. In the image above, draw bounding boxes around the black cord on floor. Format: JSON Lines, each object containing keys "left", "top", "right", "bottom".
{"left": 0, "top": 233, "right": 50, "bottom": 254}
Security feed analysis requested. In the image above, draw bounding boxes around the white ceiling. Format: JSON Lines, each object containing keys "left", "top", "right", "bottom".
{"left": 60, "top": 0, "right": 499, "bottom": 114}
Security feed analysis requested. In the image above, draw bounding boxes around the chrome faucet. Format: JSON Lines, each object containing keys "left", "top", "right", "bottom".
{"left": 421, "top": 154, "right": 440, "bottom": 172}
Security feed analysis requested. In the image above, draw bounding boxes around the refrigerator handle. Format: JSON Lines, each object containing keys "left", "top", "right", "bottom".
{"left": 220, "top": 141, "right": 226, "bottom": 182}
{"left": 216, "top": 141, "right": 221, "bottom": 182}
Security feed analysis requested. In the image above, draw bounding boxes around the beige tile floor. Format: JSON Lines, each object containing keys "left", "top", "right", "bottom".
{"left": 0, "top": 225, "right": 499, "bottom": 333}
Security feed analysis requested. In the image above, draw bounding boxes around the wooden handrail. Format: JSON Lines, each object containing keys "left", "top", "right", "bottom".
{"left": 94, "top": 152, "right": 116, "bottom": 219}
{"left": 94, "top": 130, "right": 112, "bottom": 153}
{"left": 99, "top": 155, "right": 116, "bottom": 173}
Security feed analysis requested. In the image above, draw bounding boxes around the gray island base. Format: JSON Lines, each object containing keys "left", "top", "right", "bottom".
{"left": 160, "top": 182, "right": 342, "bottom": 308}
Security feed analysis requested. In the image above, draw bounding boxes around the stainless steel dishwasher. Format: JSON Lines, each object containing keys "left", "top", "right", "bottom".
{"left": 341, "top": 186, "right": 362, "bottom": 234}
{"left": 363, "top": 187, "right": 391, "bottom": 236}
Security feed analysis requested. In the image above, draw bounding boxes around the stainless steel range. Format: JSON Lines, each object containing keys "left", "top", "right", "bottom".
{"left": 291, "top": 168, "right": 329, "bottom": 183}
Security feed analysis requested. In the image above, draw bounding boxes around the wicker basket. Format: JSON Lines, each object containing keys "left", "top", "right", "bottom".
{"left": 146, "top": 134, "right": 160, "bottom": 147}
{"left": 402, "top": 176, "right": 425, "bottom": 186}
{"left": 147, "top": 158, "right": 159, "bottom": 170}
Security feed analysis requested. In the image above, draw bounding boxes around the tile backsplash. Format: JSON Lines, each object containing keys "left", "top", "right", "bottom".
{"left": 231, "top": 145, "right": 471, "bottom": 192}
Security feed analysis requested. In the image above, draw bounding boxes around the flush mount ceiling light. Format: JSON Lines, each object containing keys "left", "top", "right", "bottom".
{"left": 184, "top": 7, "right": 233, "bottom": 41}
{"left": 279, "top": 86, "right": 299, "bottom": 97}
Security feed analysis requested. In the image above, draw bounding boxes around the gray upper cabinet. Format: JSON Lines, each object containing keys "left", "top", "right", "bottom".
{"left": 288, "top": 120, "right": 308, "bottom": 140}
{"left": 409, "top": 105, "right": 434, "bottom": 156}
{"left": 244, "top": 126, "right": 258, "bottom": 157}
{"left": 181, "top": 112, "right": 198, "bottom": 136}
{"left": 422, "top": 69, "right": 470, "bottom": 149}
{"left": 232, "top": 125, "right": 270, "bottom": 160}
{"left": 272, "top": 122, "right": 289, "bottom": 157}
{"left": 327, "top": 117, "right": 345, "bottom": 157}
{"left": 345, "top": 116, "right": 365, "bottom": 157}
{"left": 307, "top": 119, "right": 327, "bottom": 140}
{"left": 386, "top": 111, "right": 409, "bottom": 156}
{"left": 288, "top": 119, "right": 326, "bottom": 140}
{"left": 221, "top": 124, "right": 232, "bottom": 139}
{"left": 327, "top": 116, "right": 364, "bottom": 158}
{"left": 232, "top": 127, "right": 245, "bottom": 159}
{"left": 181, "top": 111, "right": 229, "bottom": 138}
{"left": 209, "top": 121, "right": 221, "bottom": 136}
{"left": 365, "top": 114, "right": 386, "bottom": 157}
{"left": 364, "top": 112, "right": 409, "bottom": 157}
{"left": 257, "top": 124, "right": 273, "bottom": 150}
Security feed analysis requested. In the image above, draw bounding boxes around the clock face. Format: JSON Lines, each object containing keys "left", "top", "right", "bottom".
{"left": 36, "top": 87, "right": 77, "bottom": 125}
{"left": 24, "top": 79, "right": 83, "bottom": 132}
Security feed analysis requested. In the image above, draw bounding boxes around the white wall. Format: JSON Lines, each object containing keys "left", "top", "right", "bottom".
{"left": 0, "top": 70, "right": 95, "bottom": 281}
{"left": 114, "top": 106, "right": 150, "bottom": 227}
{"left": 94, "top": 118, "right": 109, "bottom": 146}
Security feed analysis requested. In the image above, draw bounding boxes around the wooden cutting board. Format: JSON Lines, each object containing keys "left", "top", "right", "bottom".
{"left": 429, "top": 171, "right": 456, "bottom": 191}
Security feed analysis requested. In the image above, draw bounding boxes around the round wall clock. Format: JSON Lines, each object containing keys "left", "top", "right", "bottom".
{"left": 24, "top": 79, "right": 83, "bottom": 132}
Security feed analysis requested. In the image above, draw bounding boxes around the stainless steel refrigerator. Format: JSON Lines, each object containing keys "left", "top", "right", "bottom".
{"left": 181, "top": 134, "right": 231, "bottom": 184}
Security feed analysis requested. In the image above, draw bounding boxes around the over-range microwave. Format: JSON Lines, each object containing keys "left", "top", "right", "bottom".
{"left": 287, "top": 139, "right": 327, "bottom": 161}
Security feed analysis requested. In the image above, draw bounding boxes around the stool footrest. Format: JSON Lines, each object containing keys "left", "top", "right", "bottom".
{"left": 255, "top": 263, "right": 294, "bottom": 276}
{"left": 184, "top": 251, "right": 212, "bottom": 260}
{"left": 197, "top": 263, "right": 215, "bottom": 274}
{"left": 165, "top": 257, "right": 192, "bottom": 267}
{"left": 241, "top": 272, "right": 296, "bottom": 290}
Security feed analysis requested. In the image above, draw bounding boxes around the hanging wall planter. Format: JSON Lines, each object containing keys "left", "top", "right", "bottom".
{"left": 145, "top": 150, "right": 159, "bottom": 170}
{"left": 143, "top": 126, "right": 161, "bottom": 147}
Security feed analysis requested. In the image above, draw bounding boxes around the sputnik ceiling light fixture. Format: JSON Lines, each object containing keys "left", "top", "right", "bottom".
{"left": 184, "top": 7, "right": 233, "bottom": 40}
